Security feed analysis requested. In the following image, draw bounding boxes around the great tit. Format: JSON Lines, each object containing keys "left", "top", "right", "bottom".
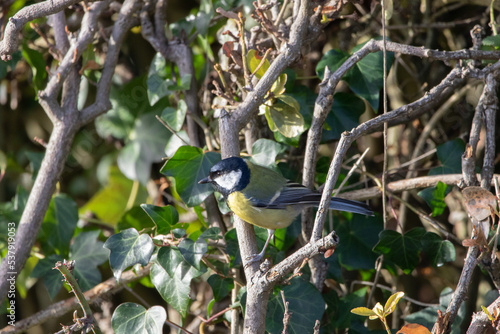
{"left": 199, "top": 157, "right": 373, "bottom": 264}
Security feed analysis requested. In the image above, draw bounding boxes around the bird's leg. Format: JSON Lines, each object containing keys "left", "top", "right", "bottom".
{"left": 245, "top": 229, "right": 275, "bottom": 266}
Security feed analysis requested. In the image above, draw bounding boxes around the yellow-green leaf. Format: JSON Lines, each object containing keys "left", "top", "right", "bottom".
{"left": 271, "top": 73, "right": 287, "bottom": 96}
{"left": 373, "top": 302, "right": 384, "bottom": 318}
{"left": 263, "top": 105, "right": 278, "bottom": 132}
{"left": 384, "top": 291, "right": 405, "bottom": 315}
{"left": 351, "top": 307, "right": 376, "bottom": 317}
{"left": 481, "top": 305, "right": 494, "bottom": 321}
{"left": 265, "top": 95, "right": 304, "bottom": 138}
{"left": 247, "top": 49, "right": 270, "bottom": 79}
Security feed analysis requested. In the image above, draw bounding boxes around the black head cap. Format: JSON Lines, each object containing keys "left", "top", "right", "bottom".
{"left": 199, "top": 157, "right": 250, "bottom": 197}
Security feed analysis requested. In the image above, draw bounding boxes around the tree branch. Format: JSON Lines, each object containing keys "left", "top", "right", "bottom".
{"left": 0, "top": 265, "right": 151, "bottom": 334}
{"left": 0, "top": 0, "right": 83, "bottom": 60}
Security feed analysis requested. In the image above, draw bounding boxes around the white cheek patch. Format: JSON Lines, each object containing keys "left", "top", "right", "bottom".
{"left": 214, "top": 170, "right": 242, "bottom": 190}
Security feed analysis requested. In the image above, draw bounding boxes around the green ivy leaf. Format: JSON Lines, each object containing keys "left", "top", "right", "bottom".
{"left": 421, "top": 232, "right": 456, "bottom": 267}
{"left": 152, "top": 246, "right": 206, "bottom": 316}
{"left": 429, "top": 139, "right": 465, "bottom": 175}
{"left": 266, "top": 277, "right": 325, "bottom": 334}
{"left": 322, "top": 92, "right": 366, "bottom": 142}
{"left": 81, "top": 166, "right": 148, "bottom": 225}
{"left": 160, "top": 99, "right": 187, "bottom": 132}
{"left": 39, "top": 194, "right": 78, "bottom": 256}
{"left": 207, "top": 274, "right": 234, "bottom": 301}
{"left": 316, "top": 40, "right": 394, "bottom": 111}
{"left": 482, "top": 35, "right": 500, "bottom": 49}
{"left": 336, "top": 215, "right": 383, "bottom": 270}
{"left": 178, "top": 238, "right": 208, "bottom": 270}
{"left": 117, "top": 206, "right": 155, "bottom": 231}
{"left": 141, "top": 204, "right": 180, "bottom": 235}
{"left": 112, "top": 303, "right": 166, "bottom": 334}
{"left": 161, "top": 146, "right": 221, "bottom": 207}
{"left": 316, "top": 49, "right": 349, "bottom": 80}
{"left": 374, "top": 227, "right": 426, "bottom": 274}
{"left": 95, "top": 76, "right": 149, "bottom": 140}
{"left": 405, "top": 288, "right": 464, "bottom": 332}
{"left": 199, "top": 227, "right": 222, "bottom": 240}
{"left": 0, "top": 50, "right": 21, "bottom": 80}
{"left": 250, "top": 138, "right": 286, "bottom": 167}
{"left": 31, "top": 254, "right": 65, "bottom": 299}
{"left": 103, "top": 228, "right": 154, "bottom": 280}
{"left": 25, "top": 151, "right": 44, "bottom": 180}
{"left": 70, "top": 230, "right": 109, "bottom": 292}
{"left": 418, "top": 181, "right": 450, "bottom": 217}
{"left": 147, "top": 53, "right": 192, "bottom": 105}
{"left": 118, "top": 112, "right": 171, "bottom": 184}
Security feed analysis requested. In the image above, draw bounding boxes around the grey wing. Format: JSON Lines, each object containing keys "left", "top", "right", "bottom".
{"left": 260, "top": 182, "right": 321, "bottom": 209}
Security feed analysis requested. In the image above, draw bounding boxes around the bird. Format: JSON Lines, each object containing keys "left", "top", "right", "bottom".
{"left": 199, "top": 156, "right": 373, "bottom": 264}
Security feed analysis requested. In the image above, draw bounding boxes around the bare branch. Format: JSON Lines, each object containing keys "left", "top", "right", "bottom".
{"left": 0, "top": 0, "right": 82, "bottom": 60}
{"left": 0, "top": 265, "right": 151, "bottom": 334}
{"left": 480, "top": 73, "right": 498, "bottom": 188}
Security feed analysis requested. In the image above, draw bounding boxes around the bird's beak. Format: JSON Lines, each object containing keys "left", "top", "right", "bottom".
{"left": 198, "top": 177, "right": 211, "bottom": 184}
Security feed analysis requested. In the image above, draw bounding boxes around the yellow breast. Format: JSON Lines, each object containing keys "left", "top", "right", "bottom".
{"left": 227, "top": 192, "right": 299, "bottom": 230}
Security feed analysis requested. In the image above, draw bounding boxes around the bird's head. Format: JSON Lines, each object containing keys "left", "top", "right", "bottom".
{"left": 199, "top": 157, "right": 250, "bottom": 197}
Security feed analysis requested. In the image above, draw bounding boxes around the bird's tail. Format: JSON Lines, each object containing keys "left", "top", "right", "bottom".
{"left": 329, "top": 197, "right": 374, "bottom": 216}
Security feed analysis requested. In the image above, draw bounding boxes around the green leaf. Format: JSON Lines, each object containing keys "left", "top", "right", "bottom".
{"left": 429, "top": 139, "right": 465, "bottom": 175}
{"left": 482, "top": 35, "right": 500, "bottom": 49}
{"left": 250, "top": 138, "right": 286, "bottom": 167}
{"left": 374, "top": 227, "right": 425, "bottom": 274}
{"left": 103, "top": 228, "right": 154, "bottom": 280}
{"left": 178, "top": 238, "right": 208, "bottom": 270}
{"left": 31, "top": 254, "right": 65, "bottom": 299}
{"left": 95, "top": 76, "right": 149, "bottom": 140}
{"left": 22, "top": 44, "right": 47, "bottom": 92}
{"left": 384, "top": 291, "right": 405, "bottom": 315}
{"left": 165, "top": 130, "right": 190, "bottom": 157}
{"left": 0, "top": 150, "right": 7, "bottom": 177}
{"left": 266, "top": 277, "right": 325, "bottom": 334}
{"left": 141, "top": 204, "right": 180, "bottom": 235}
{"left": 69, "top": 230, "right": 109, "bottom": 292}
{"left": 39, "top": 194, "right": 78, "bottom": 256}
{"left": 336, "top": 215, "right": 383, "bottom": 270}
{"left": 25, "top": 151, "right": 44, "bottom": 180}
{"left": 207, "top": 274, "right": 234, "bottom": 301}
{"left": 322, "top": 92, "right": 365, "bottom": 142}
{"left": 160, "top": 99, "right": 187, "bottom": 131}
{"left": 0, "top": 50, "right": 21, "bottom": 80}
{"left": 264, "top": 95, "right": 304, "bottom": 138}
{"left": 112, "top": 303, "right": 166, "bottom": 334}
{"left": 117, "top": 206, "right": 155, "bottom": 231}
{"left": 287, "top": 85, "right": 316, "bottom": 128}
{"left": 316, "top": 49, "right": 350, "bottom": 80}
{"left": 152, "top": 246, "right": 206, "bottom": 316}
{"left": 316, "top": 40, "right": 395, "bottom": 111}
{"left": 147, "top": 53, "right": 192, "bottom": 105}
{"left": 351, "top": 307, "right": 377, "bottom": 317}
{"left": 161, "top": 146, "right": 221, "bottom": 207}
{"left": 247, "top": 49, "right": 270, "bottom": 79}
{"left": 271, "top": 73, "right": 287, "bottom": 96}
{"left": 418, "top": 181, "right": 449, "bottom": 216}
{"left": 405, "top": 288, "right": 464, "bottom": 332}
{"left": 421, "top": 232, "right": 456, "bottom": 267}
{"left": 326, "top": 287, "right": 368, "bottom": 330}
{"left": 118, "top": 112, "right": 171, "bottom": 184}
{"left": 81, "top": 166, "right": 148, "bottom": 225}
{"left": 199, "top": 227, "right": 222, "bottom": 240}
